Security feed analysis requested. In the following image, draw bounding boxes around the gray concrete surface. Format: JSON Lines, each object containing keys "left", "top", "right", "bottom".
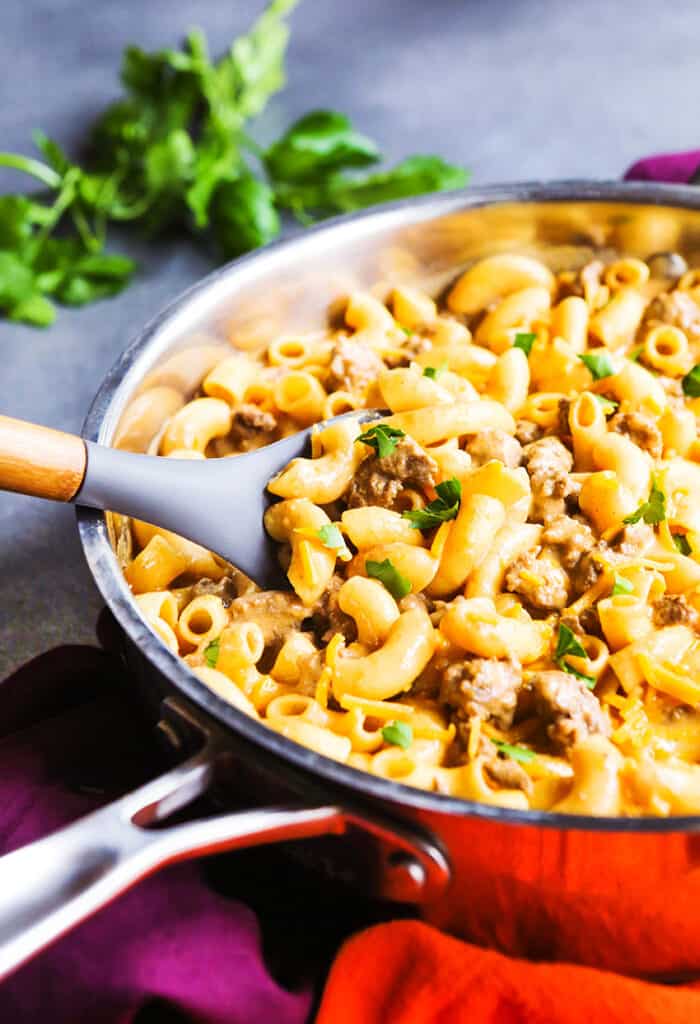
{"left": 1, "top": 0, "right": 698, "bottom": 677}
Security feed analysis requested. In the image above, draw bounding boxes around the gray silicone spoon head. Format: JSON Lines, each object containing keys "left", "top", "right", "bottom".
{"left": 77, "top": 409, "right": 383, "bottom": 590}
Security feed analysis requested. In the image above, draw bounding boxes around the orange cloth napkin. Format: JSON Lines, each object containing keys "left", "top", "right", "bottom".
{"left": 316, "top": 920, "right": 700, "bottom": 1024}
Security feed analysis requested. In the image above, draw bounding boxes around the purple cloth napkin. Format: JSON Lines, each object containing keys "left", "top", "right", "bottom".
{"left": 0, "top": 645, "right": 312, "bottom": 1024}
{"left": 624, "top": 148, "right": 700, "bottom": 183}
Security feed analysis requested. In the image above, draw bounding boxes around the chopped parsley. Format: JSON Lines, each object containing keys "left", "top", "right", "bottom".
{"left": 317, "top": 524, "right": 351, "bottom": 559}
{"left": 673, "top": 532, "right": 692, "bottom": 556}
{"left": 423, "top": 362, "right": 448, "bottom": 380}
{"left": 356, "top": 423, "right": 406, "bottom": 458}
{"left": 513, "top": 331, "right": 536, "bottom": 357}
{"left": 204, "top": 637, "right": 220, "bottom": 669}
{"left": 402, "top": 477, "right": 462, "bottom": 530}
{"left": 397, "top": 324, "right": 414, "bottom": 336}
{"left": 682, "top": 364, "right": 700, "bottom": 398}
{"left": 612, "top": 574, "right": 634, "bottom": 596}
{"left": 628, "top": 345, "right": 644, "bottom": 363}
{"left": 593, "top": 394, "right": 618, "bottom": 415}
{"left": 491, "top": 739, "right": 536, "bottom": 764}
{"left": 579, "top": 350, "right": 615, "bottom": 380}
{"left": 366, "top": 558, "right": 411, "bottom": 599}
{"left": 554, "top": 624, "right": 596, "bottom": 689}
{"left": 622, "top": 478, "right": 666, "bottom": 526}
{"left": 382, "top": 720, "right": 413, "bottom": 749}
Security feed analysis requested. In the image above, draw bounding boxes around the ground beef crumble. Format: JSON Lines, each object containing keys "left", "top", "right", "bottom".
{"left": 440, "top": 657, "right": 522, "bottom": 730}
{"left": 230, "top": 404, "right": 277, "bottom": 447}
{"left": 504, "top": 549, "right": 570, "bottom": 611}
{"left": 466, "top": 429, "right": 522, "bottom": 468}
{"left": 530, "top": 670, "right": 610, "bottom": 751}
{"left": 541, "top": 514, "right": 596, "bottom": 569}
{"left": 521, "top": 436, "right": 575, "bottom": 523}
{"left": 652, "top": 594, "right": 700, "bottom": 630}
{"left": 643, "top": 290, "right": 700, "bottom": 341}
{"left": 609, "top": 410, "right": 663, "bottom": 459}
{"left": 309, "top": 574, "right": 358, "bottom": 644}
{"left": 345, "top": 436, "right": 437, "bottom": 509}
{"left": 514, "top": 419, "right": 543, "bottom": 446}
{"left": 479, "top": 735, "right": 532, "bottom": 794}
{"left": 326, "top": 336, "right": 385, "bottom": 393}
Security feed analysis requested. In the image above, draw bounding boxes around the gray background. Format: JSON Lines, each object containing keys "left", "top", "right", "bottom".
{"left": 0, "top": 0, "right": 697, "bottom": 678}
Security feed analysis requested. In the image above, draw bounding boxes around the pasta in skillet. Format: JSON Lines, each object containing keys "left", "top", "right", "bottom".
{"left": 123, "top": 252, "right": 700, "bottom": 817}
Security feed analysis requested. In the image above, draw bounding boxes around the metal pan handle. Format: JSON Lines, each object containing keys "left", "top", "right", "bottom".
{"left": 0, "top": 698, "right": 449, "bottom": 981}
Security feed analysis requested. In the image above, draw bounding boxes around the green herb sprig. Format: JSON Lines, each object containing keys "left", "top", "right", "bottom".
{"left": 579, "top": 350, "right": 615, "bottom": 380}
{"left": 554, "top": 624, "right": 596, "bottom": 688}
{"left": 612, "top": 574, "right": 634, "bottom": 596}
{"left": 423, "top": 363, "right": 448, "bottom": 380}
{"left": 366, "top": 558, "right": 411, "bottom": 600}
{"left": 204, "top": 637, "right": 221, "bottom": 668}
{"left": 0, "top": 1, "right": 469, "bottom": 326}
{"left": 593, "top": 394, "right": 618, "bottom": 415}
{"left": 403, "top": 477, "right": 462, "bottom": 530}
{"left": 490, "top": 739, "right": 536, "bottom": 764}
{"left": 355, "top": 424, "right": 406, "bottom": 458}
{"left": 673, "top": 533, "right": 692, "bottom": 556}
{"left": 382, "top": 720, "right": 413, "bottom": 749}
{"left": 316, "top": 524, "right": 351, "bottom": 559}
{"left": 622, "top": 478, "right": 666, "bottom": 526}
{"left": 513, "top": 331, "right": 536, "bottom": 357}
{"left": 682, "top": 364, "right": 700, "bottom": 397}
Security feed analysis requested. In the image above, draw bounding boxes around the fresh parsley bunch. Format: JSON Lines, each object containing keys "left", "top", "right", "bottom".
{"left": 0, "top": 0, "right": 468, "bottom": 327}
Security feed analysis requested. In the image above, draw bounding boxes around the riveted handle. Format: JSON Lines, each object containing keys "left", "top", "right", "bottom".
{"left": 0, "top": 415, "right": 87, "bottom": 501}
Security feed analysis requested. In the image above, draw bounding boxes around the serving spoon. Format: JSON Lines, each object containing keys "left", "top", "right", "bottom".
{"left": 0, "top": 409, "right": 381, "bottom": 589}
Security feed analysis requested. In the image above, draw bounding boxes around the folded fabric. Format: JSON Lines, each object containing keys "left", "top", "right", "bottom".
{"left": 624, "top": 149, "right": 700, "bottom": 183}
{"left": 316, "top": 920, "right": 700, "bottom": 1024}
{"left": 0, "top": 645, "right": 311, "bottom": 1024}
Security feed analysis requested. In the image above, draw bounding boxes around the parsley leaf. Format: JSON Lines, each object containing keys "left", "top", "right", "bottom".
{"left": 628, "top": 345, "right": 644, "bottom": 363}
{"left": 623, "top": 478, "right": 666, "bottom": 526}
{"left": 273, "top": 155, "right": 469, "bottom": 219}
{"left": 210, "top": 173, "right": 280, "bottom": 258}
{"left": 554, "top": 624, "right": 596, "bottom": 687}
{"left": 513, "top": 331, "right": 536, "bottom": 357}
{"left": 673, "top": 532, "right": 692, "bottom": 556}
{"left": 562, "top": 664, "right": 597, "bottom": 689}
{"left": 579, "top": 351, "right": 615, "bottom": 380}
{"left": 266, "top": 110, "right": 380, "bottom": 184}
{"left": 382, "top": 720, "right": 413, "bottom": 749}
{"left": 403, "top": 477, "right": 462, "bottom": 530}
{"left": 316, "top": 524, "right": 351, "bottom": 559}
{"left": 682, "top": 364, "right": 700, "bottom": 398}
{"left": 423, "top": 363, "right": 447, "bottom": 380}
{"left": 356, "top": 423, "right": 406, "bottom": 458}
{"left": 612, "top": 574, "right": 634, "bottom": 596}
{"left": 555, "top": 623, "right": 587, "bottom": 663}
{"left": 366, "top": 558, "right": 411, "bottom": 599}
{"left": 204, "top": 637, "right": 220, "bottom": 668}
{"left": 593, "top": 394, "right": 618, "bottom": 415}
{"left": 491, "top": 739, "right": 536, "bottom": 764}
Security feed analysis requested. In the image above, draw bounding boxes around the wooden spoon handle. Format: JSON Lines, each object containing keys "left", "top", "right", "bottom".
{"left": 0, "top": 415, "right": 87, "bottom": 501}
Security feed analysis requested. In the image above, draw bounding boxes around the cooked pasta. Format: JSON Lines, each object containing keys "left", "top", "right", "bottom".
{"left": 121, "top": 254, "right": 700, "bottom": 817}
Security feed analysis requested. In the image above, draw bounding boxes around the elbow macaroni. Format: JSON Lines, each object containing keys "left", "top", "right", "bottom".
{"left": 120, "top": 251, "right": 700, "bottom": 817}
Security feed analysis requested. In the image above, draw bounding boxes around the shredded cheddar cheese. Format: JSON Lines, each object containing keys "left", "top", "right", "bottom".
{"left": 638, "top": 653, "right": 700, "bottom": 706}
{"left": 467, "top": 716, "right": 481, "bottom": 760}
